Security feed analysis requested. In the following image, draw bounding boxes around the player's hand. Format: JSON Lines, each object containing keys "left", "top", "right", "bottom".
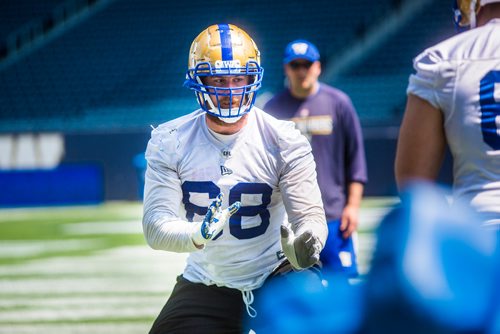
{"left": 280, "top": 225, "right": 321, "bottom": 269}
{"left": 340, "top": 204, "right": 359, "bottom": 239}
{"left": 191, "top": 193, "right": 241, "bottom": 247}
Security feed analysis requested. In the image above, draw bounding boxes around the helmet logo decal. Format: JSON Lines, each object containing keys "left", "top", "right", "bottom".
{"left": 218, "top": 23, "right": 233, "bottom": 61}
{"left": 214, "top": 60, "right": 241, "bottom": 69}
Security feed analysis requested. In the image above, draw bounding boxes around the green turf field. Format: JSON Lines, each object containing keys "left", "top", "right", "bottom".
{"left": 0, "top": 199, "right": 396, "bottom": 333}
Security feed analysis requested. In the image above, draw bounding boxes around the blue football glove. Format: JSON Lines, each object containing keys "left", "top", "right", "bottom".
{"left": 192, "top": 193, "right": 241, "bottom": 247}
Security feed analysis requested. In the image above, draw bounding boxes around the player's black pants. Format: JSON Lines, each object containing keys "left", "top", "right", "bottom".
{"left": 149, "top": 275, "right": 244, "bottom": 334}
{"left": 149, "top": 261, "right": 325, "bottom": 334}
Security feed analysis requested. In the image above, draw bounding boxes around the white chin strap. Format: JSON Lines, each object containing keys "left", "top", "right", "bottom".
{"left": 207, "top": 100, "right": 244, "bottom": 123}
{"left": 204, "top": 92, "right": 249, "bottom": 124}
{"left": 218, "top": 114, "right": 242, "bottom": 124}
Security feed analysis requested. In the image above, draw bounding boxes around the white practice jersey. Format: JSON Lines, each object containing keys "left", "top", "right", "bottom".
{"left": 408, "top": 19, "right": 500, "bottom": 225}
{"left": 143, "top": 107, "right": 327, "bottom": 290}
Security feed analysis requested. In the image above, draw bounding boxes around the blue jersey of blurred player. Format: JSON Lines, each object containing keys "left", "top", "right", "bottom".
{"left": 142, "top": 23, "right": 327, "bottom": 333}
{"left": 396, "top": 0, "right": 500, "bottom": 226}
{"left": 361, "top": 181, "right": 499, "bottom": 334}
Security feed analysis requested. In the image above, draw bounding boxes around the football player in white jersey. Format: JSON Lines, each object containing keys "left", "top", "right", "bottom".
{"left": 142, "top": 23, "right": 328, "bottom": 333}
{"left": 395, "top": 0, "right": 500, "bottom": 226}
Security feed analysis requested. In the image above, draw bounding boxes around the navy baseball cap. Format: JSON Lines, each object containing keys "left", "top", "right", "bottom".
{"left": 283, "top": 39, "right": 320, "bottom": 64}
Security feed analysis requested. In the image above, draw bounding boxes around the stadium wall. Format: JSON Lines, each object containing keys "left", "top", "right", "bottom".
{"left": 62, "top": 130, "right": 453, "bottom": 201}
{"left": 0, "top": 129, "right": 453, "bottom": 207}
{"left": 63, "top": 131, "right": 150, "bottom": 201}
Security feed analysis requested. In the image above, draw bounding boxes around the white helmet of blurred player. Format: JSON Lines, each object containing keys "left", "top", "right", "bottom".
{"left": 454, "top": 0, "right": 500, "bottom": 29}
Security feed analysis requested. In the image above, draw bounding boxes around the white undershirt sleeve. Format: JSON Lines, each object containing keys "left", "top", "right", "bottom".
{"left": 278, "top": 123, "right": 328, "bottom": 249}
{"left": 142, "top": 130, "right": 201, "bottom": 253}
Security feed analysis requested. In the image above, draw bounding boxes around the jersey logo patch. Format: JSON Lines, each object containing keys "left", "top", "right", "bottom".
{"left": 220, "top": 165, "right": 233, "bottom": 175}
{"left": 291, "top": 115, "right": 333, "bottom": 136}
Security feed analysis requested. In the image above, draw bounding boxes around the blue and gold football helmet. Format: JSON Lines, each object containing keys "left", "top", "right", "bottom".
{"left": 184, "top": 24, "right": 264, "bottom": 122}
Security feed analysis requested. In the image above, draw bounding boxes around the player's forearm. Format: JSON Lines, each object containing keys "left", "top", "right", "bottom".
{"left": 346, "top": 182, "right": 364, "bottom": 208}
{"left": 395, "top": 94, "right": 446, "bottom": 191}
{"left": 142, "top": 166, "right": 200, "bottom": 253}
{"left": 142, "top": 211, "right": 200, "bottom": 252}
{"left": 280, "top": 159, "right": 328, "bottom": 248}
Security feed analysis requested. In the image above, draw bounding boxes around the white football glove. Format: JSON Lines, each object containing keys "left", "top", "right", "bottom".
{"left": 191, "top": 193, "right": 241, "bottom": 247}
{"left": 280, "top": 225, "right": 321, "bottom": 269}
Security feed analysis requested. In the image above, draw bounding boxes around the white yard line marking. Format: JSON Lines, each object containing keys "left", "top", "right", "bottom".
{"left": 0, "top": 306, "right": 162, "bottom": 322}
{"left": 0, "top": 323, "right": 150, "bottom": 334}
{"left": 0, "top": 245, "right": 186, "bottom": 276}
{"left": 0, "top": 239, "right": 105, "bottom": 258}
{"left": 0, "top": 245, "right": 187, "bottom": 324}
{"left": 0, "top": 295, "right": 164, "bottom": 308}
{"left": 61, "top": 221, "right": 143, "bottom": 235}
{"left": 359, "top": 207, "right": 393, "bottom": 231}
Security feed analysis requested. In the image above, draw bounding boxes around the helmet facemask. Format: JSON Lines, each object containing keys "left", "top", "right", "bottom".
{"left": 185, "top": 60, "right": 263, "bottom": 123}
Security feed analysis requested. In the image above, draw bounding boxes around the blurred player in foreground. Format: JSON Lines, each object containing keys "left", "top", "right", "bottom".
{"left": 264, "top": 39, "right": 367, "bottom": 278}
{"left": 361, "top": 181, "right": 499, "bottom": 333}
{"left": 253, "top": 182, "right": 499, "bottom": 333}
{"left": 142, "top": 23, "right": 327, "bottom": 333}
{"left": 395, "top": 0, "right": 500, "bottom": 226}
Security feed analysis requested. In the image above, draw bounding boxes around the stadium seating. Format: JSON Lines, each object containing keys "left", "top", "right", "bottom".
{"left": 0, "top": 0, "right": 62, "bottom": 42}
{"left": 0, "top": 0, "right": 401, "bottom": 133}
{"left": 330, "top": 0, "right": 455, "bottom": 125}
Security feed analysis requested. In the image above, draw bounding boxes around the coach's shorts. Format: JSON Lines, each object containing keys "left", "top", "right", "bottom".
{"left": 320, "top": 219, "right": 359, "bottom": 278}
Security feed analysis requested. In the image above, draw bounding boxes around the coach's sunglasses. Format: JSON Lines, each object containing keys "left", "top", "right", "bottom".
{"left": 288, "top": 61, "right": 313, "bottom": 70}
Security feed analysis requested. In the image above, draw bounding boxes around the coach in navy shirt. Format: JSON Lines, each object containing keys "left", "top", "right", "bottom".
{"left": 264, "top": 40, "right": 367, "bottom": 278}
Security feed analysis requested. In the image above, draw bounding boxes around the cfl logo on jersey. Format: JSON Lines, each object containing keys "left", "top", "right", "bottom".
{"left": 220, "top": 165, "right": 233, "bottom": 175}
{"left": 221, "top": 150, "right": 231, "bottom": 158}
